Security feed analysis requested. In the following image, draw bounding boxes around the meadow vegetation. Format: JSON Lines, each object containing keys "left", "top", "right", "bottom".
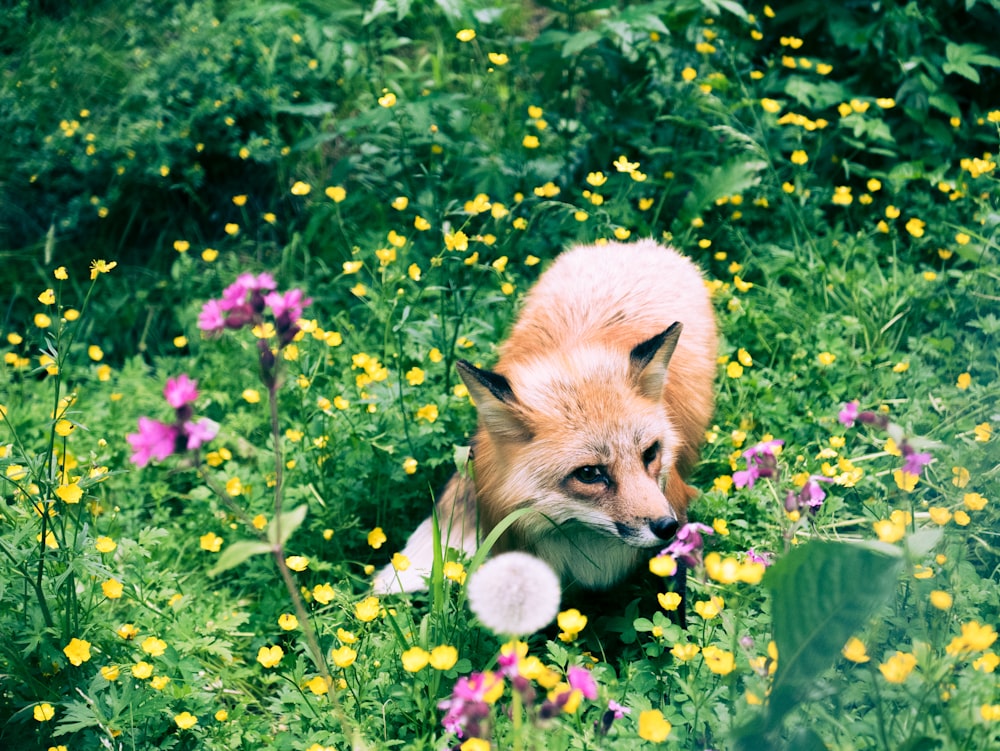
{"left": 1, "top": 0, "right": 998, "bottom": 749}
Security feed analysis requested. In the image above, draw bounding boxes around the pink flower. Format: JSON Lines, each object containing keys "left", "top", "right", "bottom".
{"left": 164, "top": 374, "right": 198, "bottom": 409}
{"left": 184, "top": 418, "right": 219, "bottom": 450}
{"left": 264, "top": 288, "right": 312, "bottom": 321}
{"left": 838, "top": 401, "right": 860, "bottom": 427}
{"left": 661, "top": 522, "right": 714, "bottom": 567}
{"left": 733, "top": 439, "right": 784, "bottom": 488}
{"left": 127, "top": 417, "right": 179, "bottom": 467}
{"left": 567, "top": 666, "right": 598, "bottom": 700}
{"left": 198, "top": 299, "right": 226, "bottom": 332}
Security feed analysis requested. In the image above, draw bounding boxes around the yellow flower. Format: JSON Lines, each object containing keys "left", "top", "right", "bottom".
{"left": 945, "top": 621, "right": 997, "bottom": 655}
{"left": 649, "top": 554, "right": 677, "bottom": 577}
{"left": 313, "top": 583, "right": 336, "bottom": 604}
{"left": 726, "top": 361, "right": 744, "bottom": 379}
{"left": 638, "top": 709, "right": 672, "bottom": 742}
{"left": 173, "top": 240, "right": 190, "bottom": 253}
{"left": 278, "top": 613, "right": 299, "bottom": 631}
{"left": 354, "top": 596, "right": 380, "bottom": 622}
{"left": 256, "top": 645, "right": 284, "bottom": 668}
{"left": 929, "top": 590, "right": 953, "bottom": 610}
{"left": 305, "top": 675, "right": 331, "bottom": 695}
{"left": 54, "top": 266, "right": 68, "bottom": 280}
{"left": 670, "top": 642, "right": 699, "bottom": 661}
{"left": 973, "top": 652, "right": 999, "bottom": 672}
{"left": 34, "top": 703, "right": 55, "bottom": 722}
{"left": 331, "top": 645, "right": 357, "bottom": 668}
{"left": 694, "top": 596, "right": 724, "bottom": 619}
{"left": 141, "top": 636, "right": 167, "bottom": 657}
{"left": 658, "top": 591, "right": 683, "bottom": 611}
{"left": 402, "top": 646, "right": 430, "bottom": 672}
{"left": 367, "top": 527, "right": 387, "bottom": 549}
{"left": 100, "top": 664, "right": 120, "bottom": 681}
{"left": 63, "top": 637, "right": 92, "bottom": 666}
{"left": 954, "top": 509, "right": 971, "bottom": 526}
{"left": 557, "top": 609, "right": 588, "bottom": 641}
{"left": 199, "top": 532, "right": 222, "bottom": 552}
{"left": 817, "top": 351, "right": 836, "bottom": 366}
{"left": 38, "top": 288, "right": 56, "bottom": 305}
{"left": 291, "top": 181, "right": 311, "bottom": 196}
{"left": 973, "top": 423, "right": 991, "bottom": 442}
{"left": 905, "top": 217, "right": 926, "bottom": 237}
{"left": 102, "top": 578, "right": 123, "bottom": 599}
{"left": 151, "top": 675, "right": 171, "bottom": 690}
{"left": 391, "top": 552, "right": 410, "bottom": 571}
{"left": 89, "top": 259, "right": 117, "bottom": 280}
{"left": 702, "top": 645, "right": 736, "bottom": 675}
{"left": 790, "top": 150, "right": 808, "bottom": 165}
{"left": 94, "top": 536, "right": 117, "bottom": 555}
{"left": 456, "top": 28, "right": 476, "bottom": 42}
{"left": 443, "top": 561, "right": 466, "bottom": 584}
{"left": 285, "top": 555, "right": 309, "bottom": 571}
{"left": 842, "top": 637, "right": 870, "bottom": 663}
{"left": 174, "top": 711, "right": 198, "bottom": 730}
{"left": 522, "top": 135, "right": 540, "bottom": 149}
{"left": 613, "top": 155, "right": 640, "bottom": 173}
{"left": 378, "top": 91, "right": 397, "bottom": 108}
{"left": 416, "top": 404, "right": 439, "bottom": 422}
{"left": 760, "top": 98, "right": 781, "bottom": 114}
{"left": 444, "top": 230, "right": 469, "bottom": 252}
{"left": 117, "top": 623, "right": 139, "bottom": 640}
{"left": 488, "top": 52, "right": 509, "bottom": 66}
{"left": 880, "top": 652, "right": 918, "bottom": 683}
{"left": 56, "top": 483, "right": 83, "bottom": 504}
{"left": 429, "top": 645, "right": 459, "bottom": 670}
{"left": 981, "top": 704, "right": 1000, "bottom": 721}
{"left": 461, "top": 739, "right": 490, "bottom": 751}
{"left": 892, "top": 469, "right": 919, "bottom": 492}
{"left": 963, "top": 492, "right": 987, "bottom": 511}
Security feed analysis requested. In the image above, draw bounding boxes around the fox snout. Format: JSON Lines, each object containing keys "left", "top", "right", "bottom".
{"left": 614, "top": 516, "right": 679, "bottom": 547}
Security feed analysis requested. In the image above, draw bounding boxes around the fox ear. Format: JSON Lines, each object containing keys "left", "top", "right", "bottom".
{"left": 629, "top": 322, "right": 683, "bottom": 401}
{"left": 456, "top": 360, "right": 532, "bottom": 441}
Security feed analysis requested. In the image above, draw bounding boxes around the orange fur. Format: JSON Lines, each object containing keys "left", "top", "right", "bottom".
{"left": 374, "top": 240, "right": 717, "bottom": 594}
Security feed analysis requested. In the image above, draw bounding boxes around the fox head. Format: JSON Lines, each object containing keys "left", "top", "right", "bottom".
{"left": 457, "top": 324, "right": 689, "bottom": 589}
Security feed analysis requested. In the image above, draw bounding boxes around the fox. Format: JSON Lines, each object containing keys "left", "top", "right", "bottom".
{"left": 374, "top": 239, "right": 718, "bottom": 595}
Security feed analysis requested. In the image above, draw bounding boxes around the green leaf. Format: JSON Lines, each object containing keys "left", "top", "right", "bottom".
{"left": 766, "top": 540, "right": 902, "bottom": 727}
{"left": 679, "top": 159, "right": 767, "bottom": 224}
{"left": 562, "top": 30, "right": 603, "bottom": 57}
{"left": 208, "top": 540, "right": 273, "bottom": 577}
{"left": 266, "top": 504, "right": 309, "bottom": 546}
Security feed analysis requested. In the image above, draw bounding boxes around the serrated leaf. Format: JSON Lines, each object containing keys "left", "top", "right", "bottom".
{"left": 562, "top": 30, "right": 603, "bottom": 57}
{"left": 680, "top": 159, "right": 767, "bottom": 224}
{"left": 208, "top": 540, "right": 273, "bottom": 577}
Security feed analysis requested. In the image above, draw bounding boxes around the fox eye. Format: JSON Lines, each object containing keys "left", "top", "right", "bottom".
{"left": 572, "top": 465, "right": 608, "bottom": 485}
{"left": 642, "top": 441, "right": 660, "bottom": 466}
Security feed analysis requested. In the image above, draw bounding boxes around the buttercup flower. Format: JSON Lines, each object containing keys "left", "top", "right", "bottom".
{"left": 63, "top": 637, "right": 92, "bottom": 666}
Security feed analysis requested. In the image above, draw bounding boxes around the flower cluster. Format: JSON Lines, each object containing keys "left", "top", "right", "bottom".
{"left": 198, "top": 273, "right": 312, "bottom": 385}
{"left": 732, "top": 439, "right": 783, "bottom": 488}
{"left": 438, "top": 641, "right": 627, "bottom": 745}
{"left": 839, "top": 401, "right": 933, "bottom": 478}
{"left": 126, "top": 374, "right": 218, "bottom": 466}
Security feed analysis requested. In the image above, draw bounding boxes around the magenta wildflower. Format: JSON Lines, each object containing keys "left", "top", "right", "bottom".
{"left": 746, "top": 548, "right": 773, "bottom": 566}
{"left": 785, "top": 474, "right": 832, "bottom": 513}
{"left": 183, "top": 417, "right": 220, "bottom": 450}
{"left": 128, "top": 373, "right": 217, "bottom": 466}
{"left": 838, "top": 401, "right": 860, "bottom": 427}
{"left": 164, "top": 373, "right": 198, "bottom": 409}
{"left": 127, "top": 417, "right": 179, "bottom": 467}
{"left": 660, "top": 521, "right": 714, "bottom": 567}
{"left": 733, "top": 439, "right": 783, "bottom": 488}
{"left": 899, "top": 442, "right": 932, "bottom": 475}
{"left": 439, "top": 672, "right": 502, "bottom": 739}
{"left": 567, "top": 666, "right": 598, "bottom": 700}
{"left": 198, "top": 299, "right": 226, "bottom": 332}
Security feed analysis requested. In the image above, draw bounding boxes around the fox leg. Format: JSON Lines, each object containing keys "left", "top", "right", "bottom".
{"left": 372, "top": 473, "right": 478, "bottom": 594}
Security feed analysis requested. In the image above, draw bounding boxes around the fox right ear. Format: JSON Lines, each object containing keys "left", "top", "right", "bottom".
{"left": 629, "top": 322, "right": 683, "bottom": 401}
{"left": 456, "top": 360, "right": 532, "bottom": 442}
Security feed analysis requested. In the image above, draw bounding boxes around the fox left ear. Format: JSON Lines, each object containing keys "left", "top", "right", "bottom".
{"left": 629, "top": 322, "right": 683, "bottom": 401}
{"left": 456, "top": 360, "right": 532, "bottom": 442}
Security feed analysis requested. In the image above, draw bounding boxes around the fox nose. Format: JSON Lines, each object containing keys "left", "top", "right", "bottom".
{"left": 651, "top": 517, "right": 679, "bottom": 541}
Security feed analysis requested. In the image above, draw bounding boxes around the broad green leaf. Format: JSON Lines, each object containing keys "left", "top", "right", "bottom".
{"left": 208, "top": 540, "right": 273, "bottom": 577}
{"left": 679, "top": 159, "right": 767, "bottom": 224}
{"left": 765, "top": 540, "right": 903, "bottom": 728}
{"left": 562, "top": 30, "right": 603, "bottom": 57}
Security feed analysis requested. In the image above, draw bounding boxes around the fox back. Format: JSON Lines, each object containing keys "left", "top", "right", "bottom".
{"left": 375, "top": 239, "right": 717, "bottom": 593}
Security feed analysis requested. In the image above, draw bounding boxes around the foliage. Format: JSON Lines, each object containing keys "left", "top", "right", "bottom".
{"left": 1, "top": 0, "right": 998, "bottom": 749}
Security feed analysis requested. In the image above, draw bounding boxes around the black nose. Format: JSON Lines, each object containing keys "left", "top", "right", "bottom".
{"left": 651, "top": 517, "right": 679, "bottom": 541}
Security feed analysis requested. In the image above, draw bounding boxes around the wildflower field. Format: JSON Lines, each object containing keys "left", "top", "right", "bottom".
{"left": 2, "top": 0, "right": 999, "bottom": 749}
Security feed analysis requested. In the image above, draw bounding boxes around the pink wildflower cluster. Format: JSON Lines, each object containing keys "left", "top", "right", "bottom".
{"left": 439, "top": 652, "right": 623, "bottom": 744}
{"left": 198, "top": 272, "right": 312, "bottom": 348}
{"left": 839, "top": 401, "right": 933, "bottom": 475}
{"left": 733, "top": 439, "right": 784, "bottom": 489}
{"left": 126, "top": 374, "right": 218, "bottom": 466}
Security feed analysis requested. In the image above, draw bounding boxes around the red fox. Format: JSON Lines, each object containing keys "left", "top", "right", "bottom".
{"left": 374, "top": 239, "right": 718, "bottom": 594}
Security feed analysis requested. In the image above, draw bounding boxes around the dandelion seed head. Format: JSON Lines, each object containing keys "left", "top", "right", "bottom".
{"left": 467, "top": 552, "right": 560, "bottom": 636}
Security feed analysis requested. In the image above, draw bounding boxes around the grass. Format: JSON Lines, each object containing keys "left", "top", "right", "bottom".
{"left": 1, "top": 1, "right": 998, "bottom": 749}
